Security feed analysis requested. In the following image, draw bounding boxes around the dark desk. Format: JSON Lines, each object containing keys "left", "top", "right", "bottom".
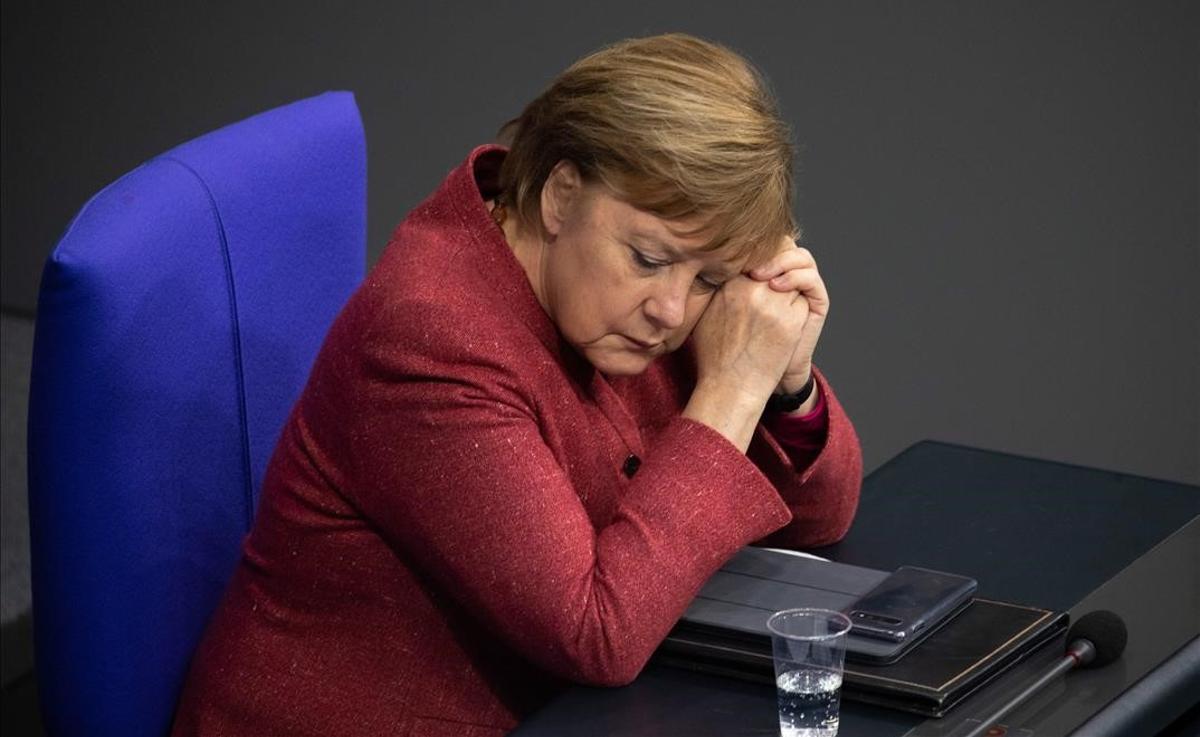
{"left": 513, "top": 441, "right": 1200, "bottom": 737}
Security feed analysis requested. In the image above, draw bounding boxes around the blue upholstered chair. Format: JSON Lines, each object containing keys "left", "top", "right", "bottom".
{"left": 26, "top": 91, "right": 366, "bottom": 736}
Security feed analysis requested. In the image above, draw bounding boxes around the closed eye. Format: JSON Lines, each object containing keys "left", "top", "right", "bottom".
{"left": 630, "top": 247, "right": 669, "bottom": 271}
{"left": 692, "top": 275, "right": 724, "bottom": 293}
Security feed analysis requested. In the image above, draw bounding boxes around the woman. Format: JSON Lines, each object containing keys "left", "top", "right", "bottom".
{"left": 174, "top": 33, "right": 861, "bottom": 736}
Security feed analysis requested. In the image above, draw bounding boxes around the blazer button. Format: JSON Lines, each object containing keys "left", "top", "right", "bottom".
{"left": 622, "top": 454, "right": 641, "bottom": 479}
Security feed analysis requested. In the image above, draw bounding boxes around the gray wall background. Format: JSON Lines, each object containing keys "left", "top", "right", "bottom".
{"left": 3, "top": 0, "right": 1198, "bottom": 489}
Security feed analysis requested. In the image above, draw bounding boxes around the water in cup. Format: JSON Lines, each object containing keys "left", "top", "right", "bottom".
{"left": 776, "top": 666, "right": 842, "bottom": 737}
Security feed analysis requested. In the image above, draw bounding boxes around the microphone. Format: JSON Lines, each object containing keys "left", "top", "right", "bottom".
{"left": 961, "top": 610, "right": 1128, "bottom": 737}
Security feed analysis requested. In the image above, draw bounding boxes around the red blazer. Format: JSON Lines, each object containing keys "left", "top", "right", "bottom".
{"left": 173, "top": 146, "right": 862, "bottom": 737}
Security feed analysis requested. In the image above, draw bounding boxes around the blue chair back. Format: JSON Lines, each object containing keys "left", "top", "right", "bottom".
{"left": 26, "top": 91, "right": 366, "bottom": 736}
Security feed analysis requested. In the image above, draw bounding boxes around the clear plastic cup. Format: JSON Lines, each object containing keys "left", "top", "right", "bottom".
{"left": 767, "top": 608, "right": 853, "bottom": 737}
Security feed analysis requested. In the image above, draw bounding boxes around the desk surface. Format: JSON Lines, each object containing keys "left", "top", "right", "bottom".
{"left": 513, "top": 441, "right": 1200, "bottom": 737}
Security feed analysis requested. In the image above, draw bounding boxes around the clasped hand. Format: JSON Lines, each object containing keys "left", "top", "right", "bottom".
{"left": 690, "top": 237, "right": 829, "bottom": 402}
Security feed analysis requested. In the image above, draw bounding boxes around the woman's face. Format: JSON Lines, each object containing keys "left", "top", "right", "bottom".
{"left": 512, "top": 163, "right": 742, "bottom": 376}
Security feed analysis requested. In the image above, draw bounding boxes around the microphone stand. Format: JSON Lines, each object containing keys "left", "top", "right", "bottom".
{"left": 960, "top": 640, "right": 1096, "bottom": 737}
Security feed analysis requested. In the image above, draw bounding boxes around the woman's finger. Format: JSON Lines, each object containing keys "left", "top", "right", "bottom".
{"left": 769, "top": 268, "right": 829, "bottom": 314}
{"left": 767, "top": 265, "right": 818, "bottom": 290}
{"left": 750, "top": 244, "right": 816, "bottom": 280}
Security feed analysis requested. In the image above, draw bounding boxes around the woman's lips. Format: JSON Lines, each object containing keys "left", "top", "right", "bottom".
{"left": 624, "top": 335, "right": 663, "bottom": 350}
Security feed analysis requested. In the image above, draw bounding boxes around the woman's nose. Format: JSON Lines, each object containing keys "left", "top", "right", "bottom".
{"left": 643, "top": 279, "right": 688, "bottom": 330}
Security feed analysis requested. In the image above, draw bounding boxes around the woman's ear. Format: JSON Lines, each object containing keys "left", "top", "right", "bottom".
{"left": 540, "top": 160, "right": 583, "bottom": 237}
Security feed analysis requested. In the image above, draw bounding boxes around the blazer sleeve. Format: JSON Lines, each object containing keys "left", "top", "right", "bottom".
{"left": 304, "top": 299, "right": 793, "bottom": 687}
{"left": 749, "top": 367, "right": 863, "bottom": 548}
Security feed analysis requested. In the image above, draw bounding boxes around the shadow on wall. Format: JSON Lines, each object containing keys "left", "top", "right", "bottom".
{"left": 1, "top": 311, "right": 43, "bottom": 733}
{"left": 2, "top": 310, "right": 34, "bottom": 671}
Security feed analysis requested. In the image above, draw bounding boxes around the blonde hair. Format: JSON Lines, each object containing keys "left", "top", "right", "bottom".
{"left": 498, "top": 33, "right": 797, "bottom": 265}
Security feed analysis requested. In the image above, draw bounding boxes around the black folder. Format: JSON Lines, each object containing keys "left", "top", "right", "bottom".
{"left": 656, "top": 547, "right": 1068, "bottom": 717}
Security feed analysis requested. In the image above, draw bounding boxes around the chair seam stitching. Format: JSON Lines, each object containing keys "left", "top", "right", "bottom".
{"left": 158, "top": 155, "right": 256, "bottom": 532}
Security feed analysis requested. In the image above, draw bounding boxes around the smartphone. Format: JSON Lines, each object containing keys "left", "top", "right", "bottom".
{"left": 845, "top": 566, "right": 977, "bottom": 643}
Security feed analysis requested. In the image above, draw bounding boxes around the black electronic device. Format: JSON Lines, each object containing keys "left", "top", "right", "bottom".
{"left": 846, "top": 566, "right": 978, "bottom": 644}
